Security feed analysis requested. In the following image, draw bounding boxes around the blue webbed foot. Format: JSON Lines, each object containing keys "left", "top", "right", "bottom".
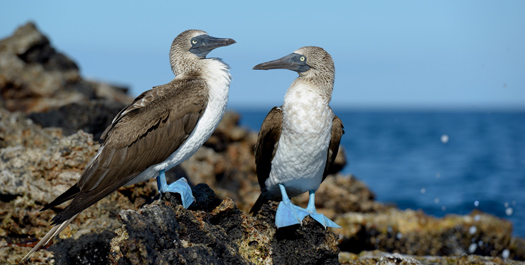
{"left": 305, "top": 190, "right": 341, "bottom": 229}
{"left": 156, "top": 169, "right": 195, "bottom": 209}
{"left": 276, "top": 199, "right": 310, "bottom": 228}
{"left": 275, "top": 184, "right": 309, "bottom": 228}
{"left": 308, "top": 212, "right": 341, "bottom": 229}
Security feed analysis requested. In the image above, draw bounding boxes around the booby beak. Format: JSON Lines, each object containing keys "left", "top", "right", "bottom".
{"left": 190, "top": 35, "right": 236, "bottom": 58}
{"left": 253, "top": 53, "right": 311, "bottom": 73}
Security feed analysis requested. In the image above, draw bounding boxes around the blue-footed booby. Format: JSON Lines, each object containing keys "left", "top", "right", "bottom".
{"left": 21, "top": 29, "right": 235, "bottom": 261}
{"left": 250, "top": 46, "right": 344, "bottom": 229}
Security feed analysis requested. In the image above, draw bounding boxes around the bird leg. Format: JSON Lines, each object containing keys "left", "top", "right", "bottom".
{"left": 305, "top": 190, "right": 341, "bottom": 229}
{"left": 156, "top": 169, "right": 195, "bottom": 208}
{"left": 275, "top": 184, "right": 309, "bottom": 228}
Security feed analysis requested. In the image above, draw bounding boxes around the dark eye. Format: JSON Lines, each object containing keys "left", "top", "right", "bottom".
{"left": 299, "top": 56, "right": 306, "bottom": 62}
{"left": 192, "top": 39, "right": 198, "bottom": 45}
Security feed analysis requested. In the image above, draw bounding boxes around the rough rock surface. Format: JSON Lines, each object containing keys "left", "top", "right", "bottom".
{"left": 0, "top": 108, "right": 159, "bottom": 264}
{"left": 339, "top": 251, "right": 525, "bottom": 265}
{"left": 1, "top": 22, "right": 524, "bottom": 264}
{"left": 108, "top": 188, "right": 339, "bottom": 265}
{"left": 27, "top": 99, "right": 129, "bottom": 141}
{"left": 0, "top": 22, "right": 132, "bottom": 140}
{"left": 336, "top": 208, "right": 524, "bottom": 260}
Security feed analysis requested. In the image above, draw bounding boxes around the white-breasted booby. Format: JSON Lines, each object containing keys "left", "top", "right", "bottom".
{"left": 250, "top": 46, "right": 344, "bottom": 228}
{"left": 21, "top": 29, "right": 235, "bottom": 261}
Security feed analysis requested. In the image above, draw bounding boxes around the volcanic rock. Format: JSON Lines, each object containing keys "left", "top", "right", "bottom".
{"left": 0, "top": 22, "right": 132, "bottom": 140}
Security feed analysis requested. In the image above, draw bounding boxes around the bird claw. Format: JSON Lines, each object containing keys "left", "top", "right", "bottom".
{"left": 304, "top": 190, "right": 340, "bottom": 228}
{"left": 162, "top": 178, "right": 195, "bottom": 209}
{"left": 275, "top": 199, "right": 309, "bottom": 228}
{"left": 308, "top": 212, "right": 341, "bottom": 229}
{"left": 156, "top": 170, "right": 194, "bottom": 209}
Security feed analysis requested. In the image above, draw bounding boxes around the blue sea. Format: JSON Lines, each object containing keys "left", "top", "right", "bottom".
{"left": 236, "top": 108, "right": 525, "bottom": 237}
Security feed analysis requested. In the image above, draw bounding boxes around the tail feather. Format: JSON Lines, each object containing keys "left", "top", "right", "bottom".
{"left": 40, "top": 185, "right": 80, "bottom": 212}
{"left": 250, "top": 193, "right": 267, "bottom": 215}
{"left": 20, "top": 213, "right": 79, "bottom": 263}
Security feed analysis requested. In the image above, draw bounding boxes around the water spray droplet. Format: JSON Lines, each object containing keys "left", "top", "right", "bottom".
{"left": 441, "top": 134, "right": 449, "bottom": 143}
{"left": 502, "top": 249, "right": 510, "bottom": 259}
{"left": 505, "top": 207, "right": 513, "bottom": 216}
{"left": 420, "top": 188, "right": 426, "bottom": 194}
{"left": 469, "top": 226, "right": 477, "bottom": 235}
{"left": 474, "top": 201, "right": 479, "bottom": 207}
{"left": 469, "top": 243, "right": 477, "bottom": 253}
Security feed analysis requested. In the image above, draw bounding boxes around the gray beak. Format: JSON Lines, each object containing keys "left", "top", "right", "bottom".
{"left": 190, "top": 35, "right": 236, "bottom": 58}
{"left": 253, "top": 53, "right": 310, "bottom": 73}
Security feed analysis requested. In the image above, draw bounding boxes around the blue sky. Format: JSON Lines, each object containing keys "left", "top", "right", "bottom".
{"left": 2, "top": 1, "right": 524, "bottom": 110}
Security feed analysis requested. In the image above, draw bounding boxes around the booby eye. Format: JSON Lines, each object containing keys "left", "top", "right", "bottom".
{"left": 192, "top": 39, "right": 198, "bottom": 45}
{"left": 300, "top": 56, "right": 306, "bottom": 62}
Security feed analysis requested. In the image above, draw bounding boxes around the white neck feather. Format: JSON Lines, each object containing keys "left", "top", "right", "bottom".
{"left": 201, "top": 58, "right": 232, "bottom": 105}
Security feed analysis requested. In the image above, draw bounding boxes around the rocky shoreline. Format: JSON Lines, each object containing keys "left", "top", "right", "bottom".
{"left": 1, "top": 23, "right": 523, "bottom": 264}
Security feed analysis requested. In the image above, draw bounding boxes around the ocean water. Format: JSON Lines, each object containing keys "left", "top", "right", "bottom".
{"left": 236, "top": 108, "right": 525, "bottom": 237}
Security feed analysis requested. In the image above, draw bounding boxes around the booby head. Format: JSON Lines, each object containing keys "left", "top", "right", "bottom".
{"left": 253, "top": 46, "right": 334, "bottom": 77}
{"left": 169, "top": 29, "right": 235, "bottom": 76}
{"left": 253, "top": 46, "right": 335, "bottom": 101}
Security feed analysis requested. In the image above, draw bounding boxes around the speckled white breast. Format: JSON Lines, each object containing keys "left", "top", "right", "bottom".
{"left": 265, "top": 83, "right": 333, "bottom": 198}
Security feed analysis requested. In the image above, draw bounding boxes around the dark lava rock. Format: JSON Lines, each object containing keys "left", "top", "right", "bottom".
{"left": 0, "top": 22, "right": 131, "bottom": 114}
{"left": 50, "top": 230, "right": 115, "bottom": 265}
{"left": 187, "top": 183, "right": 223, "bottom": 212}
{"left": 271, "top": 222, "right": 340, "bottom": 264}
{"left": 110, "top": 204, "right": 182, "bottom": 264}
{"left": 0, "top": 22, "right": 132, "bottom": 141}
{"left": 109, "top": 186, "right": 339, "bottom": 265}
{"left": 28, "top": 100, "right": 128, "bottom": 141}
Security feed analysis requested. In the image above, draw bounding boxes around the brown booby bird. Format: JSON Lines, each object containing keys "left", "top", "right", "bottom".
{"left": 21, "top": 29, "right": 235, "bottom": 261}
{"left": 250, "top": 46, "right": 344, "bottom": 228}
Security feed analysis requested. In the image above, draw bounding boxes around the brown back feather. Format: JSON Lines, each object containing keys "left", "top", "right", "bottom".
{"left": 250, "top": 107, "right": 283, "bottom": 214}
{"left": 254, "top": 107, "right": 283, "bottom": 190}
{"left": 322, "top": 115, "right": 344, "bottom": 182}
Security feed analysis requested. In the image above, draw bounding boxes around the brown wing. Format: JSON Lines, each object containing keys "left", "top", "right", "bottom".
{"left": 50, "top": 77, "right": 208, "bottom": 224}
{"left": 322, "top": 115, "right": 344, "bottom": 182}
{"left": 254, "top": 107, "right": 283, "bottom": 189}
{"left": 250, "top": 107, "right": 282, "bottom": 214}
